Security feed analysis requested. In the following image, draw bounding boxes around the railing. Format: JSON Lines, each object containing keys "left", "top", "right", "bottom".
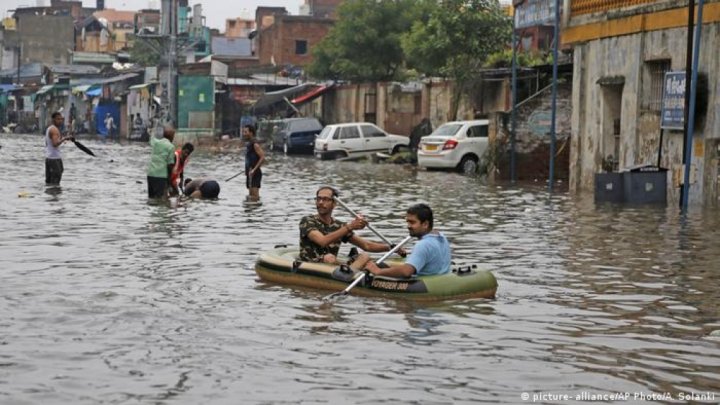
{"left": 571, "top": 0, "right": 660, "bottom": 16}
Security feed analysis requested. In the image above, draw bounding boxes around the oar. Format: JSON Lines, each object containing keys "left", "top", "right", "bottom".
{"left": 225, "top": 170, "right": 244, "bottom": 182}
{"left": 72, "top": 139, "right": 96, "bottom": 157}
{"left": 66, "top": 113, "right": 95, "bottom": 157}
{"left": 334, "top": 196, "right": 405, "bottom": 257}
{"left": 323, "top": 235, "right": 412, "bottom": 301}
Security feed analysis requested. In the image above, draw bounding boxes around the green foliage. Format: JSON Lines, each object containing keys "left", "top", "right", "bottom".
{"left": 402, "top": 0, "right": 512, "bottom": 81}
{"left": 307, "top": 0, "right": 433, "bottom": 82}
{"left": 129, "top": 37, "right": 162, "bottom": 67}
{"left": 484, "top": 49, "right": 554, "bottom": 68}
{"left": 401, "top": 0, "right": 511, "bottom": 119}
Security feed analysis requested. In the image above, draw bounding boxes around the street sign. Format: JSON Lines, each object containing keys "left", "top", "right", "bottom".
{"left": 661, "top": 71, "right": 685, "bottom": 130}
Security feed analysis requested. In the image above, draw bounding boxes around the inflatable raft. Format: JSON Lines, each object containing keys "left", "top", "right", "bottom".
{"left": 255, "top": 246, "right": 498, "bottom": 300}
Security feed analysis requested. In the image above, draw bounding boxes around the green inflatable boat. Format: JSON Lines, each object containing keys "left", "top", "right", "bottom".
{"left": 255, "top": 246, "right": 498, "bottom": 300}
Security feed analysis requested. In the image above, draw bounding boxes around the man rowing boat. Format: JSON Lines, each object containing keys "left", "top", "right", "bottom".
{"left": 299, "top": 186, "right": 405, "bottom": 272}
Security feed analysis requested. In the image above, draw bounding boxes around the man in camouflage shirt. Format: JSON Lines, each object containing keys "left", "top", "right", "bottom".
{"left": 299, "top": 186, "right": 403, "bottom": 271}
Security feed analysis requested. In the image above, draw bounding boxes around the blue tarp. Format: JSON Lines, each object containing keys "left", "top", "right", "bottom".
{"left": 86, "top": 87, "right": 102, "bottom": 97}
{"left": 94, "top": 104, "right": 120, "bottom": 136}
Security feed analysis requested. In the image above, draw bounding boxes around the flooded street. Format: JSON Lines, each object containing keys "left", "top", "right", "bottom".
{"left": 1, "top": 133, "right": 719, "bottom": 404}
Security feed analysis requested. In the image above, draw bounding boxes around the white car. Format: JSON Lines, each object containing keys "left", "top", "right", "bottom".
{"left": 417, "top": 120, "right": 489, "bottom": 174}
{"left": 314, "top": 123, "right": 409, "bottom": 160}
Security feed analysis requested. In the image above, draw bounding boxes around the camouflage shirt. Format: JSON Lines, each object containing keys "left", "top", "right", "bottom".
{"left": 299, "top": 214, "right": 353, "bottom": 262}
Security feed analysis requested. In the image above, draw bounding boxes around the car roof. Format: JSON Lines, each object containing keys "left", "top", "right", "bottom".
{"left": 439, "top": 120, "right": 490, "bottom": 126}
{"left": 325, "top": 122, "right": 377, "bottom": 128}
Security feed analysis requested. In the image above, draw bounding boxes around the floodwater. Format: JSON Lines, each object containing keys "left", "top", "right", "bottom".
{"left": 1, "top": 133, "right": 719, "bottom": 404}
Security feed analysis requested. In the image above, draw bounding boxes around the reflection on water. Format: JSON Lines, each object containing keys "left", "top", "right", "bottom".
{"left": 1, "top": 134, "right": 719, "bottom": 403}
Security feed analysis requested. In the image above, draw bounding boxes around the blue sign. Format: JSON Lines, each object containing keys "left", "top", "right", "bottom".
{"left": 661, "top": 71, "right": 685, "bottom": 130}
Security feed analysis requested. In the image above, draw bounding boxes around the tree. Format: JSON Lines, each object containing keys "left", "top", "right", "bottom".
{"left": 129, "top": 37, "right": 163, "bottom": 67}
{"left": 307, "top": 0, "right": 432, "bottom": 82}
{"left": 402, "top": 0, "right": 512, "bottom": 119}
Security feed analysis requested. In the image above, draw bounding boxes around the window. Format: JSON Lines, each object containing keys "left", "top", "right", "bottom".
{"left": 467, "top": 125, "right": 488, "bottom": 138}
{"left": 361, "top": 125, "right": 385, "bottom": 138}
{"left": 339, "top": 126, "right": 360, "bottom": 140}
{"left": 644, "top": 59, "right": 671, "bottom": 112}
{"left": 295, "top": 40, "right": 308, "bottom": 55}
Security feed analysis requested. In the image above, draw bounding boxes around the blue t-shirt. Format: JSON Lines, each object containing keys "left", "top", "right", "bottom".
{"left": 406, "top": 232, "right": 451, "bottom": 276}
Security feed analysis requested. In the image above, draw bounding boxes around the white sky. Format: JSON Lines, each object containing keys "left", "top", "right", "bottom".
{"left": 1, "top": 0, "right": 303, "bottom": 31}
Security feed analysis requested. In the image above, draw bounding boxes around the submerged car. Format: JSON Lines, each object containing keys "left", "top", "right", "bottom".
{"left": 417, "top": 120, "right": 489, "bottom": 174}
{"left": 313, "top": 123, "right": 409, "bottom": 160}
{"left": 268, "top": 118, "right": 323, "bottom": 154}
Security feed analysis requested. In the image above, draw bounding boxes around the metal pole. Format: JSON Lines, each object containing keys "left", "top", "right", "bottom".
{"left": 168, "top": 0, "right": 177, "bottom": 126}
{"left": 548, "top": 0, "right": 560, "bottom": 192}
{"left": 680, "top": 0, "right": 695, "bottom": 207}
{"left": 510, "top": 7, "right": 518, "bottom": 183}
{"left": 681, "top": 0, "right": 705, "bottom": 212}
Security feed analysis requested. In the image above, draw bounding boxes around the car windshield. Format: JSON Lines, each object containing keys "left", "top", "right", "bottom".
{"left": 317, "top": 126, "right": 334, "bottom": 140}
{"left": 431, "top": 124, "right": 463, "bottom": 137}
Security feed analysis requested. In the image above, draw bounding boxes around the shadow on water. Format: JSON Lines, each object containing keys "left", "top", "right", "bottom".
{"left": 0, "top": 134, "right": 719, "bottom": 403}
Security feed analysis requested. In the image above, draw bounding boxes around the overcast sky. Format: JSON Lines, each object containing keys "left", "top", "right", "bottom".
{"left": 1, "top": 0, "right": 303, "bottom": 31}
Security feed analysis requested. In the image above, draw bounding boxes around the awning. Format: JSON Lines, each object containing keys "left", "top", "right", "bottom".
{"left": 0, "top": 84, "right": 21, "bottom": 93}
{"left": 291, "top": 83, "right": 334, "bottom": 105}
{"left": 86, "top": 87, "right": 102, "bottom": 97}
{"left": 129, "top": 83, "right": 153, "bottom": 90}
{"left": 72, "top": 84, "right": 91, "bottom": 94}
{"left": 252, "top": 83, "right": 314, "bottom": 111}
{"left": 36, "top": 85, "right": 55, "bottom": 95}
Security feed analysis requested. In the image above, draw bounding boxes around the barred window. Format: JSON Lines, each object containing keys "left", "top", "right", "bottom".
{"left": 644, "top": 59, "right": 671, "bottom": 112}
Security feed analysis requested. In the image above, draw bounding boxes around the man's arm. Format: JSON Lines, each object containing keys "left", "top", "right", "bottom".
{"left": 252, "top": 143, "right": 265, "bottom": 171}
{"left": 349, "top": 234, "right": 408, "bottom": 256}
{"left": 49, "top": 126, "right": 69, "bottom": 147}
{"left": 306, "top": 225, "right": 353, "bottom": 248}
{"left": 348, "top": 235, "right": 390, "bottom": 253}
{"left": 366, "top": 262, "right": 416, "bottom": 278}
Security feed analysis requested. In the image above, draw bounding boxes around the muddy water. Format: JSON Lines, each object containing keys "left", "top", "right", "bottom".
{"left": 1, "top": 134, "right": 718, "bottom": 404}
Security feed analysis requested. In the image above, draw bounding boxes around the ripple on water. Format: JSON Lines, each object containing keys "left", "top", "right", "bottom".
{"left": 0, "top": 134, "right": 719, "bottom": 402}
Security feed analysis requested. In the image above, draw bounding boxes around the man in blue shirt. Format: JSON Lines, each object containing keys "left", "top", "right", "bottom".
{"left": 365, "top": 204, "right": 451, "bottom": 278}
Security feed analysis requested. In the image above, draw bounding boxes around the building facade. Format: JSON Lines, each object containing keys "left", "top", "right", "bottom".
{"left": 564, "top": 0, "right": 720, "bottom": 206}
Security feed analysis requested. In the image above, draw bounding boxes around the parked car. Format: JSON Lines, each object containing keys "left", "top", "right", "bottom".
{"left": 417, "top": 120, "right": 489, "bottom": 174}
{"left": 314, "top": 123, "right": 409, "bottom": 160}
{"left": 268, "top": 117, "right": 323, "bottom": 154}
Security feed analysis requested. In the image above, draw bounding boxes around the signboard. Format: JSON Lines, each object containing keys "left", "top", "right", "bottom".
{"left": 515, "top": 0, "right": 557, "bottom": 29}
{"left": 661, "top": 71, "right": 685, "bottom": 130}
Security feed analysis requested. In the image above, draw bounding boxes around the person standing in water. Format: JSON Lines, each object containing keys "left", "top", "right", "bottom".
{"left": 45, "top": 112, "right": 73, "bottom": 185}
{"left": 243, "top": 125, "right": 265, "bottom": 201}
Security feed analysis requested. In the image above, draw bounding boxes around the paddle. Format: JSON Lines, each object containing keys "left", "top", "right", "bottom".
{"left": 323, "top": 235, "right": 412, "bottom": 301}
{"left": 334, "top": 196, "right": 405, "bottom": 256}
{"left": 65, "top": 112, "right": 95, "bottom": 157}
{"left": 71, "top": 139, "right": 96, "bottom": 157}
{"left": 225, "top": 171, "right": 244, "bottom": 182}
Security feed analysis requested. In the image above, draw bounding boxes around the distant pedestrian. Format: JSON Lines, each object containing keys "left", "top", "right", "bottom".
{"left": 104, "top": 113, "right": 116, "bottom": 139}
{"left": 146, "top": 126, "right": 176, "bottom": 199}
{"left": 243, "top": 125, "right": 265, "bottom": 201}
{"left": 45, "top": 112, "right": 73, "bottom": 185}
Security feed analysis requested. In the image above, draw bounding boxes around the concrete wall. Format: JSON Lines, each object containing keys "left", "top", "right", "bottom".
{"left": 314, "top": 79, "right": 477, "bottom": 136}
{"left": 17, "top": 15, "right": 75, "bottom": 65}
{"left": 493, "top": 80, "right": 572, "bottom": 181}
{"left": 569, "top": 22, "right": 720, "bottom": 206}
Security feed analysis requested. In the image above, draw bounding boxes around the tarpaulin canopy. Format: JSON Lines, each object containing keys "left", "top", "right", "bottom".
{"left": 36, "top": 85, "right": 55, "bottom": 95}
{"left": 291, "top": 83, "right": 334, "bottom": 105}
{"left": 252, "top": 83, "right": 314, "bottom": 111}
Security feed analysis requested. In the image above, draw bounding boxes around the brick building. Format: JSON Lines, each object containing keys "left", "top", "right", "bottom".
{"left": 256, "top": 11, "right": 334, "bottom": 68}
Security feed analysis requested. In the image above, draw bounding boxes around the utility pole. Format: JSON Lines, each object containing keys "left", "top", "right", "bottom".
{"left": 159, "top": 0, "right": 178, "bottom": 127}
